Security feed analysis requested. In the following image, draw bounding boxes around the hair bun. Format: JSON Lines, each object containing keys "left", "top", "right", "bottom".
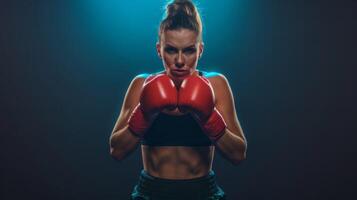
{"left": 159, "top": 0, "right": 203, "bottom": 42}
{"left": 167, "top": 0, "right": 196, "bottom": 18}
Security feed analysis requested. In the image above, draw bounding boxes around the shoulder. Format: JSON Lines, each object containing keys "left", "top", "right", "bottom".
{"left": 123, "top": 72, "right": 161, "bottom": 109}
{"left": 129, "top": 73, "right": 149, "bottom": 89}
{"left": 201, "top": 71, "right": 230, "bottom": 87}
{"left": 130, "top": 71, "right": 164, "bottom": 87}
{"left": 201, "top": 71, "right": 233, "bottom": 105}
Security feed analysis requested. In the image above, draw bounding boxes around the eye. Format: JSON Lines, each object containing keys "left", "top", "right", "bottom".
{"left": 164, "top": 47, "right": 177, "bottom": 54}
{"left": 183, "top": 48, "right": 197, "bottom": 54}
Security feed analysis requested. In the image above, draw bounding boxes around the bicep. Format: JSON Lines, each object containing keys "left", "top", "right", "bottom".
{"left": 211, "top": 75, "right": 245, "bottom": 139}
{"left": 111, "top": 76, "right": 146, "bottom": 134}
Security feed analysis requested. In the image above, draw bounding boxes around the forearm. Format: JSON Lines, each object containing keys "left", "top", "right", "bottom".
{"left": 214, "top": 128, "right": 247, "bottom": 165}
{"left": 109, "top": 125, "right": 141, "bottom": 160}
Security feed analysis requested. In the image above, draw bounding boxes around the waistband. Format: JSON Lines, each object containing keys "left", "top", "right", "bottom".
{"left": 135, "top": 170, "right": 219, "bottom": 198}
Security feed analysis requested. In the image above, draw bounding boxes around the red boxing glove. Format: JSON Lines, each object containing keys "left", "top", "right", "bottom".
{"left": 128, "top": 74, "right": 177, "bottom": 137}
{"left": 178, "top": 75, "right": 227, "bottom": 141}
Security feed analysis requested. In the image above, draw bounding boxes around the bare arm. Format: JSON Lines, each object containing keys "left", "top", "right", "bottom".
{"left": 109, "top": 75, "right": 147, "bottom": 161}
{"left": 209, "top": 74, "right": 247, "bottom": 165}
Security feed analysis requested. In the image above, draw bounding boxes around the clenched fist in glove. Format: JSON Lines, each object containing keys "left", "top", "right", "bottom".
{"left": 178, "top": 75, "right": 227, "bottom": 142}
{"left": 128, "top": 74, "right": 177, "bottom": 137}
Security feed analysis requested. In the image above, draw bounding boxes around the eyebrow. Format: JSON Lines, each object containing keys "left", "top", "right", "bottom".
{"left": 165, "top": 44, "right": 196, "bottom": 50}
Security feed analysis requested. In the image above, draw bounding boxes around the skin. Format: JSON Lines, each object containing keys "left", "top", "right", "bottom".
{"left": 109, "top": 28, "right": 247, "bottom": 179}
{"left": 156, "top": 29, "right": 203, "bottom": 86}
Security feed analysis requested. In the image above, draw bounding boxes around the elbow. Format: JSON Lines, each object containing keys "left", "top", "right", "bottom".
{"left": 230, "top": 151, "right": 247, "bottom": 166}
{"left": 110, "top": 147, "right": 126, "bottom": 161}
{"left": 231, "top": 141, "right": 248, "bottom": 165}
{"left": 224, "top": 136, "right": 247, "bottom": 165}
{"left": 109, "top": 134, "right": 125, "bottom": 161}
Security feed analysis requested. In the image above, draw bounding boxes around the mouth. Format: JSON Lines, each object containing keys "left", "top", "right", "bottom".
{"left": 171, "top": 69, "right": 190, "bottom": 77}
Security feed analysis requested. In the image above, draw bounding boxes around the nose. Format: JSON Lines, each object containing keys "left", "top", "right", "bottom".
{"left": 175, "top": 52, "right": 184, "bottom": 68}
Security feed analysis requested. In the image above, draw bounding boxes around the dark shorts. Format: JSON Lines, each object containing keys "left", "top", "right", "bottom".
{"left": 131, "top": 170, "right": 226, "bottom": 200}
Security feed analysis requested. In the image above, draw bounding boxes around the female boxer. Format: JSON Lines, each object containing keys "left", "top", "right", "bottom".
{"left": 109, "top": 0, "right": 247, "bottom": 199}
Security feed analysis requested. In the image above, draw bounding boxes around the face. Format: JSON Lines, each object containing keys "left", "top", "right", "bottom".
{"left": 156, "top": 28, "right": 204, "bottom": 84}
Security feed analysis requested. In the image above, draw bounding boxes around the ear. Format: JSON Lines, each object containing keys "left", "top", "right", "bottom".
{"left": 198, "top": 42, "right": 204, "bottom": 58}
{"left": 156, "top": 42, "right": 162, "bottom": 58}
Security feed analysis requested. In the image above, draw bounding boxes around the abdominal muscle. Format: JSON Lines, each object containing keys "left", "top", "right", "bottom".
{"left": 141, "top": 145, "right": 214, "bottom": 179}
{"left": 140, "top": 104, "right": 215, "bottom": 179}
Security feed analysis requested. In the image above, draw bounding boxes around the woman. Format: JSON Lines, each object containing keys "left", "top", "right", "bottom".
{"left": 109, "top": 0, "right": 247, "bottom": 199}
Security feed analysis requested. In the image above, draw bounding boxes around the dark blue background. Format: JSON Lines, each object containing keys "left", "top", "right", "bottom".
{"left": 1, "top": 0, "right": 356, "bottom": 199}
